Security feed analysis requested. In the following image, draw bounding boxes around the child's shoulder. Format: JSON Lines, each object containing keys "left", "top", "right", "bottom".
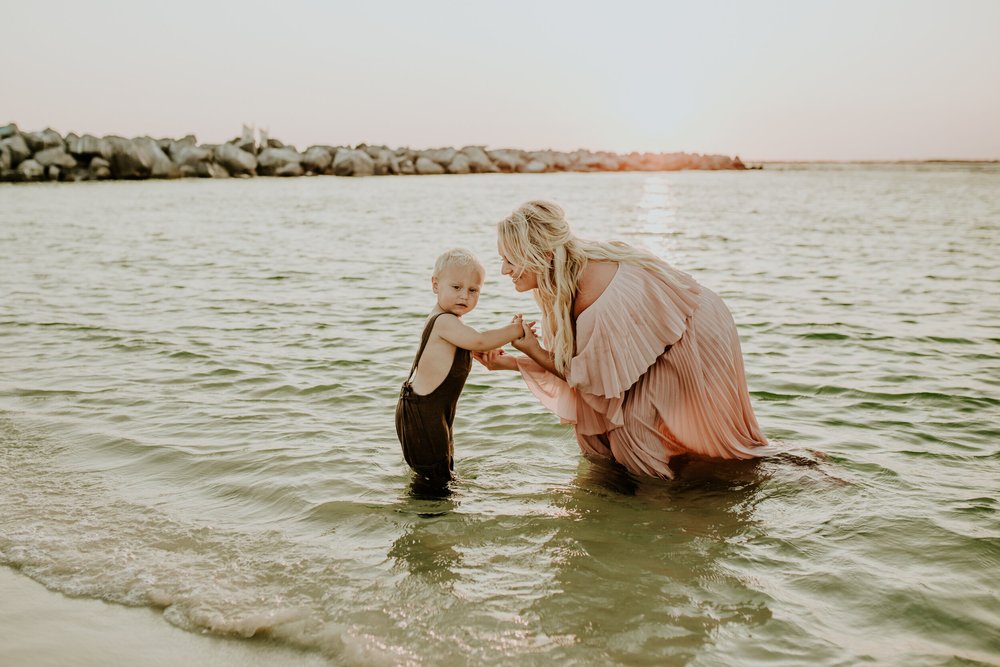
{"left": 428, "top": 312, "right": 463, "bottom": 342}
{"left": 430, "top": 311, "right": 461, "bottom": 329}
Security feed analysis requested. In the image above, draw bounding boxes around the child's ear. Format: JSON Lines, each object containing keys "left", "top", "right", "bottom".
{"left": 431, "top": 276, "right": 438, "bottom": 293}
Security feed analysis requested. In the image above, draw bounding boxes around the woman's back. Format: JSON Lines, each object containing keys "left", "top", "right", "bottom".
{"left": 572, "top": 260, "right": 619, "bottom": 320}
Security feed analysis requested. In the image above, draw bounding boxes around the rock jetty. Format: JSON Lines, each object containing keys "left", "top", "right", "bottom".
{"left": 0, "top": 123, "right": 747, "bottom": 183}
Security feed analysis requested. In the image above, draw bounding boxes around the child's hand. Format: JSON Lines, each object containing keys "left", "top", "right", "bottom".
{"left": 507, "top": 314, "right": 525, "bottom": 342}
{"left": 512, "top": 319, "right": 539, "bottom": 353}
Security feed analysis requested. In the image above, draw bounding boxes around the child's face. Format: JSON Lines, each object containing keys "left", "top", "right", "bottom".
{"left": 433, "top": 265, "right": 484, "bottom": 316}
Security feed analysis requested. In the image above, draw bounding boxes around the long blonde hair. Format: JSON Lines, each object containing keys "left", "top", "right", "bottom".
{"left": 497, "top": 200, "right": 682, "bottom": 376}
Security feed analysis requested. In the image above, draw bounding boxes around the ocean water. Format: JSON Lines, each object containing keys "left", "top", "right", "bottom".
{"left": 1, "top": 166, "right": 998, "bottom": 666}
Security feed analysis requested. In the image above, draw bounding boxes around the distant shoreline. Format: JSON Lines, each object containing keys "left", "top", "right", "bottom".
{"left": 754, "top": 159, "right": 999, "bottom": 164}
{"left": 0, "top": 123, "right": 748, "bottom": 183}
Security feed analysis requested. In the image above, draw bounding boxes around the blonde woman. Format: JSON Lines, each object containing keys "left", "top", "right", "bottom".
{"left": 473, "top": 200, "right": 771, "bottom": 479}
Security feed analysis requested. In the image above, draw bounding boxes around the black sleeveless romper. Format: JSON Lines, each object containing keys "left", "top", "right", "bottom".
{"left": 395, "top": 313, "right": 472, "bottom": 482}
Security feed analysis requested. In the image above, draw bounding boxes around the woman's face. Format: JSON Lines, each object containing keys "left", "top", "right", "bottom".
{"left": 498, "top": 243, "right": 538, "bottom": 292}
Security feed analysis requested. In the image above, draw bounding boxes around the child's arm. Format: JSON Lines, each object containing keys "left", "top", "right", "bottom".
{"left": 435, "top": 314, "right": 524, "bottom": 352}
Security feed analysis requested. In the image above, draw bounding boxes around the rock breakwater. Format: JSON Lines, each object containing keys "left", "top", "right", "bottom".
{"left": 0, "top": 123, "right": 747, "bottom": 183}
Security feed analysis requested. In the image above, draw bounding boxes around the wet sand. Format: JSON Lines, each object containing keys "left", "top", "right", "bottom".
{"left": 0, "top": 567, "right": 329, "bottom": 667}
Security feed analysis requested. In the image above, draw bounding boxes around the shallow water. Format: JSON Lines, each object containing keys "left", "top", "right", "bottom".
{"left": 1, "top": 167, "right": 998, "bottom": 665}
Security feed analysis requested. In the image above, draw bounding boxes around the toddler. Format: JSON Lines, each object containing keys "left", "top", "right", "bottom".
{"left": 395, "top": 248, "right": 524, "bottom": 484}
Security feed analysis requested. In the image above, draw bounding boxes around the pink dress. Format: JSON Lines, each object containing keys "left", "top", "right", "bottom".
{"left": 516, "top": 260, "right": 770, "bottom": 479}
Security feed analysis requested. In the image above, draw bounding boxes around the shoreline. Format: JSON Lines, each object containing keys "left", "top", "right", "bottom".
{"left": 0, "top": 566, "right": 330, "bottom": 667}
{"left": 756, "top": 158, "right": 999, "bottom": 164}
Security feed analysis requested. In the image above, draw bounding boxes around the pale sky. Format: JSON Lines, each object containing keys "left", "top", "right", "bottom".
{"left": 3, "top": 0, "right": 998, "bottom": 160}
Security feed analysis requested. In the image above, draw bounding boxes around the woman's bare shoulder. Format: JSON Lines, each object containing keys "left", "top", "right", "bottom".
{"left": 573, "top": 260, "right": 619, "bottom": 319}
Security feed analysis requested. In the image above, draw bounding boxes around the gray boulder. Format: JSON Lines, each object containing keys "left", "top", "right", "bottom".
{"left": 46, "top": 165, "right": 61, "bottom": 181}
{"left": 397, "top": 158, "right": 416, "bottom": 175}
{"left": 67, "top": 134, "right": 113, "bottom": 159}
{"left": 34, "top": 146, "right": 78, "bottom": 170}
{"left": 487, "top": 149, "right": 525, "bottom": 172}
{"left": 333, "top": 149, "right": 375, "bottom": 177}
{"left": 24, "top": 128, "right": 64, "bottom": 153}
{"left": 301, "top": 146, "right": 332, "bottom": 173}
{"left": 169, "top": 142, "right": 212, "bottom": 168}
{"left": 550, "top": 152, "right": 572, "bottom": 171}
{"left": 134, "top": 137, "right": 181, "bottom": 178}
{"left": 17, "top": 159, "right": 45, "bottom": 181}
{"left": 415, "top": 156, "right": 445, "bottom": 175}
{"left": 0, "top": 143, "right": 10, "bottom": 171}
{"left": 519, "top": 159, "right": 548, "bottom": 174}
{"left": 446, "top": 154, "right": 471, "bottom": 174}
{"left": 700, "top": 154, "right": 742, "bottom": 170}
{"left": 105, "top": 136, "right": 152, "bottom": 179}
{"left": 257, "top": 147, "right": 302, "bottom": 176}
{"left": 459, "top": 146, "right": 498, "bottom": 173}
{"left": 89, "top": 157, "right": 112, "bottom": 180}
{"left": 275, "top": 162, "right": 304, "bottom": 177}
{"left": 421, "top": 147, "right": 457, "bottom": 166}
{"left": 63, "top": 165, "right": 91, "bottom": 182}
{"left": 371, "top": 148, "right": 401, "bottom": 175}
{"left": 1, "top": 134, "right": 31, "bottom": 167}
{"left": 530, "top": 151, "right": 574, "bottom": 171}
{"left": 0, "top": 123, "right": 17, "bottom": 140}
{"left": 566, "top": 150, "right": 591, "bottom": 171}
{"left": 215, "top": 143, "right": 257, "bottom": 175}
{"left": 570, "top": 151, "right": 619, "bottom": 172}
{"left": 196, "top": 162, "right": 230, "bottom": 178}
{"left": 363, "top": 144, "right": 391, "bottom": 160}
{"left": 527, "top": 151, "right": 555, "bottom": 169}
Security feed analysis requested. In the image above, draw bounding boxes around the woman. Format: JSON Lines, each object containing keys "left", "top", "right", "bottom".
{"left": 474, "top": 200, "right": 770, "bottom": 479}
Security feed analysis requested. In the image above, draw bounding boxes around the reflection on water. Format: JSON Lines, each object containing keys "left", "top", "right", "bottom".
{"left": 406, "top": 474, "right": 455, "bottom": 503}
{"left": 527, "top": 458, "right": 771, "bottom": 664}
{"left": 382, "top": 455, "right": 777, "bottom": 664}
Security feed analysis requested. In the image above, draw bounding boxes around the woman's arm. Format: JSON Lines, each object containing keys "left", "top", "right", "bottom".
{"left": 511, "top": 321, "right": 564, "bottom": 380}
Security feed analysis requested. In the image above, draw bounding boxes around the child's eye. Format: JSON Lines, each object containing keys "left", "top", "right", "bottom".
{"left": 470, "top": 288, "right": 479, "bottom": 293}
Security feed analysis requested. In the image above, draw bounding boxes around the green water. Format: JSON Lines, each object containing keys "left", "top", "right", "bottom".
{"left": 1, "top": 166, "right": 998, "bottom": 665}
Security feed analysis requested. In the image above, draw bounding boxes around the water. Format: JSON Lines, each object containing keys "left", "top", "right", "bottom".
{"left": 1, "top": 167, "right": 998, "bottom": 665}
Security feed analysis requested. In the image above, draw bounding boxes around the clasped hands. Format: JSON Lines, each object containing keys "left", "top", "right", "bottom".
{"left": 473, "top": 314, "right": 539, "bottom": 371}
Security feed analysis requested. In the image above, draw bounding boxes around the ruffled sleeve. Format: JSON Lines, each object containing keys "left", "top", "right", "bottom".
{"left": 567, "top": 261, "right": 701, "bottom": 399}
{"left": 516, "top": 356, "right": 577, "bottom": 424}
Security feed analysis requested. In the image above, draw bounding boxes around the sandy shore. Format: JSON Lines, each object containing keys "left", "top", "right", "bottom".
{"left": 0, "top": 567, "right": 330, "bottom": 667}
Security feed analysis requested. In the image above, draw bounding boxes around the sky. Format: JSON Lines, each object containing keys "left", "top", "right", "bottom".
{"left": 3, "top": 0, "right": 999, "bottom": 161}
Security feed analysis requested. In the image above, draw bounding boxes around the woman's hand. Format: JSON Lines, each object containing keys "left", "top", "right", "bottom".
{"left": 512, "top": 319, "right": 540, "bottom": 354}
{"left": 473, "top": 349, "right": 517, "bottom": 371}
